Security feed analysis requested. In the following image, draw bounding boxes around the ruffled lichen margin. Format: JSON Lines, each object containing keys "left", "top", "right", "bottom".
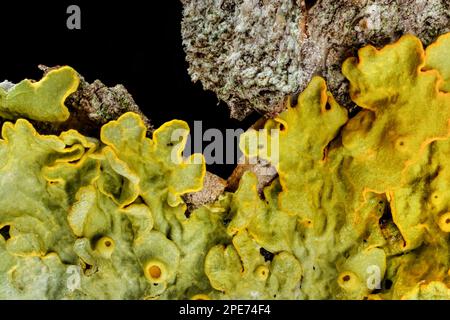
{"left": 2, "top": 33, "right": 450, "bottom": 299}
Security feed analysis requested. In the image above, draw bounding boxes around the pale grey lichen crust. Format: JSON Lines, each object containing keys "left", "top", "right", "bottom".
{"left": 182, "top": 0, "right": 303, "bottom": 119}
{"left": 181, "top": 0, "right": 450, "bottom": 119}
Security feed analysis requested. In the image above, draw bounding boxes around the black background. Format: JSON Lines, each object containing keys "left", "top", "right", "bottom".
{"left": 0, "top": 299, "right": 437, "bottom": 318}
{"left": 0, "top": 0, "right": 260, "bottom": 178}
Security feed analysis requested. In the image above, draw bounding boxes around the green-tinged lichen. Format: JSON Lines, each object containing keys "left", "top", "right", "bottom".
{"left": 182, "top": 0, "right": 450, "bottom": 119}
{"left": 0, "top": 66, "right": 78, "bottom": 122}
{"left": 424, "top": 33, "right": 450, "bottom": 93}
{"left": 2, "top": 33, "right": 450, "bottom": 299}
{"left": 0, "top": 109, "right": 209, "bottom": 299}
{"left": 204, "top": 174, "right": 302, "bottom": 300}
{"left": 238, "top": 33, "right": 450, "bottom": 299}
{"left": 341, "top": 35, "right": 450, "bottom": 193}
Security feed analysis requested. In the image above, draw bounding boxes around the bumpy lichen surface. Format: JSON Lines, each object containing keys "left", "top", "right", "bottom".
{"left": 182, "top": 0, "right": 450, "bottom": 119}
{"left": 0, "top": 110, "right": 207, "bottom": 299}
{"left": 0, "top": 66, "right": 79, "bottom": 122}
{"left": 239, "top": 33, "right": 450, "bottom": 299}
{"left": 2, "top": 34, "right": 450, "bottom": 299}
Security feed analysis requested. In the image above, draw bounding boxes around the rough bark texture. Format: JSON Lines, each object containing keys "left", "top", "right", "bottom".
{"left": 65, "top": 76, "right": 153, "bottom": 136}
{"left": 181, "top": 0, "right": 450, "bottom": 119}
{"left": 39, "top": 65, "right": 153, "bottom": 137}
{"left": 183, "top": 171, "right": 228, "bottom": 211}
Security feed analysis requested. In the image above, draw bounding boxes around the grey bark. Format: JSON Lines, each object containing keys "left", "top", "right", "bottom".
{"left": 183, "top": 171, "right": 227, "bottom": 211}
{"left": 181, "top": 0, "right": 450, "bottom": 119}
{"left": 39, "top": 65, "right": 153, "bottom": 137}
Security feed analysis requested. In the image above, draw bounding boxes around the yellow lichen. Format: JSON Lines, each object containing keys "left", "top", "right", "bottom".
{"left": 438, "top": 213, "right": 450, "bottom": 233}
{"left": 0, "top": 66, "right": 79, "bottom": 122}
{"left": 0, "top": 111, "right": 208, "bottom": 299}
{"left": 238, "top": 33, "right": 450, "bottom": 299}
{"left": 95, "top": 236, "right": 115, "bottom": 258}
{"left": 191, "top": 294, "right": 211, "bottom": 300}
{"left": 2, "top": 33, "right": 450, "bottom": 300}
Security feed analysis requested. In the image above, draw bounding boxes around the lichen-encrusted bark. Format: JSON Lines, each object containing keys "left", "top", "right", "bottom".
{"left": 183, "top": 172, "right": 227, "bottom": 211}
{"left": 42, "top": 65, "right": 153, "bottom": 136}
{"left": 0, "top": 66, "right": 152, "bottom": 137}
{"left": 181, "top": 0, "right": 450, "bottom": 119}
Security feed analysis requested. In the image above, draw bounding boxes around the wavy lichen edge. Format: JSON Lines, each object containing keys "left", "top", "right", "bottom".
{"left": 2, "top": 33, "right": 450, "bottom": 299}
